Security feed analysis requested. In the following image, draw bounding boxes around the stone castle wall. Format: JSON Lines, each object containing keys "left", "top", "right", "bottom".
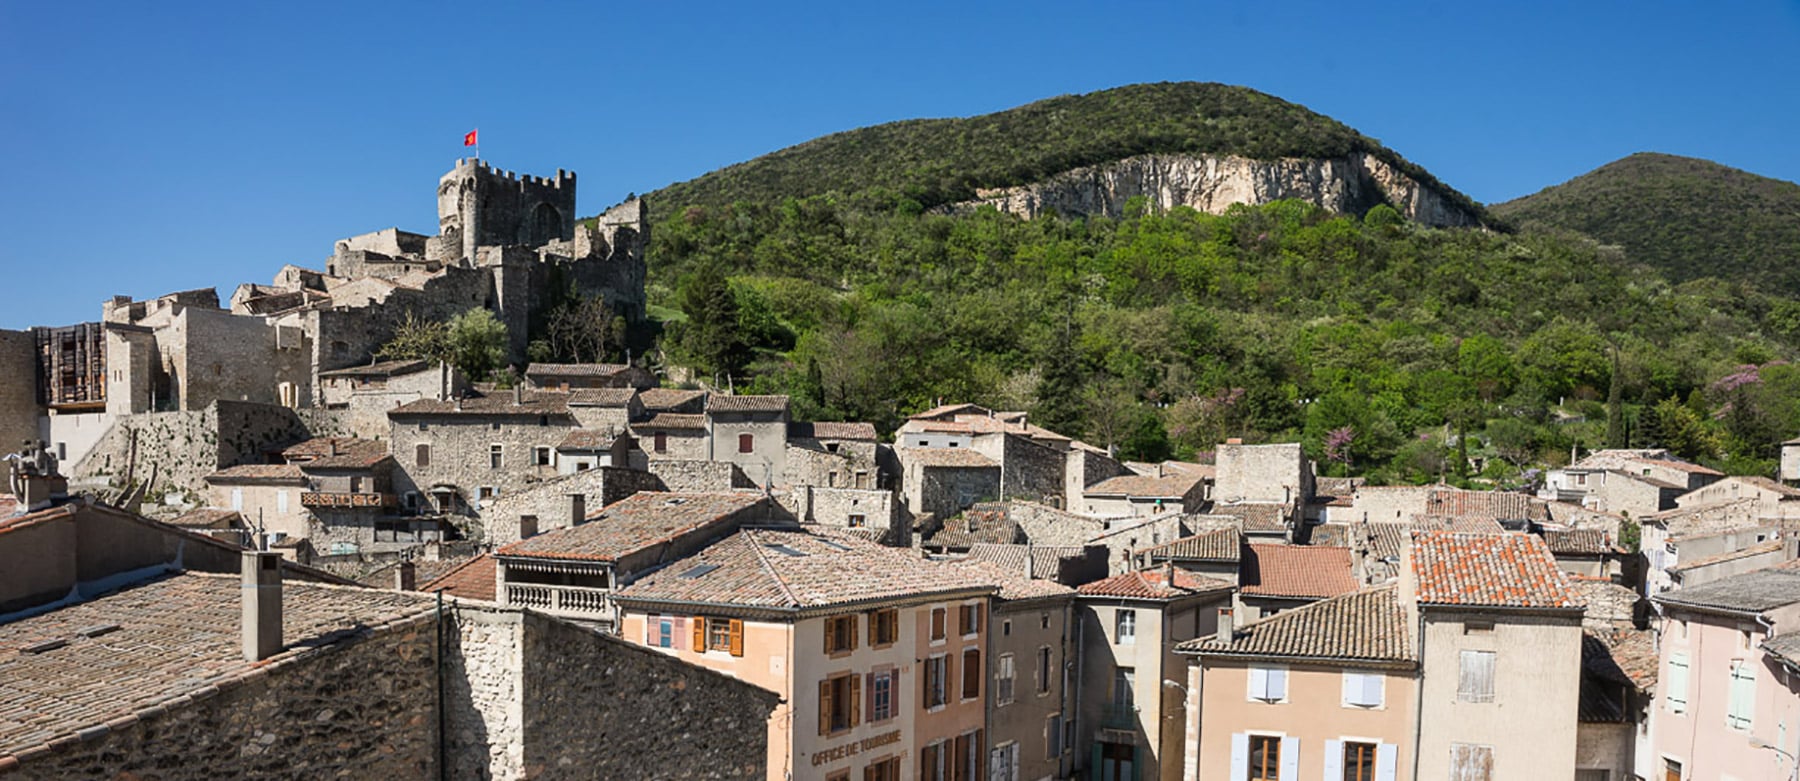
{"left": 75, "top": 400, "right": 311, "bottom": 496}
{"left": 1002, "top": 434, "right": 1067, "bottom": 505}
{"left": 0, "top": 329, "right": 41, "bottom": 455}
{"left": 646, "top": 459, "right": 754, "bottom": 493}
{"left": 480, "top": 466, "right": 667, "bottom": 545}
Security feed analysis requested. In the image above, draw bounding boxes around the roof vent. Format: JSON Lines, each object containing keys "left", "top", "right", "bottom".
{"left": 20, "top": 638, "right": 68, "bottom": 654}
{"left": 765, "top": 543, "right": 808, "bottom": 557}
{"left": 75, "top": 624, "right": 121, "bottom": 638}
{"left": 679, "top": 563, "right": 721, "bottom": 579}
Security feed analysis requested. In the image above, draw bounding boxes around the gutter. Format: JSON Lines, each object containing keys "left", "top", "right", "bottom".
{"left": 1410, "top": 608, "right": 1426, "bottom": 781}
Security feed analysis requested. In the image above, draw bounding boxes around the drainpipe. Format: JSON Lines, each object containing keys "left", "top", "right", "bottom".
{"left": 1410, "top": 610, "right": 1426, "bottom": 781}
{"left": 435, "top": 589, "right": 447, "bottom": 781}
{"left": 1072, "top": 605, "right": 1086, "bottom": 778}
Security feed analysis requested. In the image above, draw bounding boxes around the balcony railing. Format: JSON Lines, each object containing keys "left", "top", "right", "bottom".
{"left": 504, "top": 583, "right": 613, "bottom": 619}
{"left": 1101, "top": 703, "right": 1139, "bottom": 729}
{"left": 301, "top": 492, "right": 396, "bottom": 509}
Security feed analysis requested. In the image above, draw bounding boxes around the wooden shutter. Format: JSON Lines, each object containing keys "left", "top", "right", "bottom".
{"left": 819, "top": 679, "right": 833, "bottom": 736}
{"left": 1268, "top": 668, "right": 1287, "bottom": 701}
{"left": 1278, "top": 736, "right": 1297, "bottom": 781}
{"left": 692, "top": 617, "right": 706, "bottom": 651}
{"left": 868, "top": 611, "right": 878, "bottom": 647}
{"left": 1459, "top": 651, "right": 1495, "bottom": 702}
{"left": 850, "top": 615, "right": 859, "bottom": 651}
{"left": 1375, "top": 744, "right": 1397, "bottom": 781}
{"left": 1364, "top": 673, "right": 1383, "bottom": 707}
{"left": 850, "top": 673, "right": 862, "bottom": 728}
{"left": 729, "top": 618, "right": 744, "bottom": 656}
{"left": 953, "top": 734, "right": 969, "bottom": 781}
{"left": 1229, "top": 733, "right": 1249, "bottom": 779}
{"left": 1249, "top": 667, "right": 1269, "bottom": 700}
{"left": 1323, "top": 739, "right": 1342, "bottom": 780}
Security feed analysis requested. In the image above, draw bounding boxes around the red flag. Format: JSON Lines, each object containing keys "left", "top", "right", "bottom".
{"left": 463, "top": 129, "right": 478, "bottom": 147}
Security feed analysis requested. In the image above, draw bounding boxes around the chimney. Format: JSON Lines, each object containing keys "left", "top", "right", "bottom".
{"left": 519, "top": 515, "right": 539, "bottom": 539}
{"left": 568, "top": 493, "right": 587, "bottom": 527}
{"left": 1226, "top": 437, "right": 1243, "bottom": 446}
{"left": 514, "top": 383, "right": 523, "bottom": 406}
{"left": 327, "top": 439, "right": 339, "bottom": 458}
{"left": 241, "top": 551, "right": 283, "bottom": 662}
{"left": 393, "top": 560, "right": 416, "bottom": 591}
{"left": 1216, "top": 606, "right": 1234, "bottom": 644}
{"left": 1785, "top": 531, "right": 1799, "bottom": 562}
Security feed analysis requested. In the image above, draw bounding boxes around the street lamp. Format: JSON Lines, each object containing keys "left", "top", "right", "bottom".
{"left": 1750, "top": 736, "right": 1800, "bottom": 781}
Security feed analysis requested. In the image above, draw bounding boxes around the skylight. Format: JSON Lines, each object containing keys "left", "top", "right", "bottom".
{"left": 765, "top": 543, "right": 808, "bottom": 557}
{"left": 678, "top": 563, "right": 720, "bottom": 579}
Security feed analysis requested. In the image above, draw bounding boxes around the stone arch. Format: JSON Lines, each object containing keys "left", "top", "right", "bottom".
{"left": 530, "top": 202, "right": 562, "bottom": 245}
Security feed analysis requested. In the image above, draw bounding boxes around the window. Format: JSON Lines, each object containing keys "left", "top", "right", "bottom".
{"left": 1458, "top": 650, "right": 1496, "bottom": 703}
{"left": 1113, "top": 667, "right": 1135, "bottom": 710}
{"left": 478, "top": 486, "right": 495, "bottom": 502}
{"left": 1449, "top": 743, "right": 1493, "bottom": 781}
{"left": 1116, "top": 609, "right": 1137, "bottom": 644}
{"left": 1340, "top": 741, "right": 1378, "bottom": 781}
{"left": 1728, "top": 659, "right": 1757, "bottom": 730}
{"left": 924, "top": 655, "right": 949, "bottom": 709}
{"left": 863, "top": 756, "right": 900, "bottom": 781}
{"left": 1041, "top": 612, "right": 1050, "bottom": 630}
{"left": 959, "top": 603, "right": 982, "bottom": 636}
{"left": 920, "top": 741, "right": 947, "bottom": 781}
{"left": 1666, "top": 652, "right": 1689, "bottom": 712}
{"left": 827, "top": 771, "right": 848, "bottom": 781}
{"left": 1046, "top": 714, "right": 1063, "bottom": 759}
{"left": 276, "top": 490, "right": 288, "bottom": 514}
{"left": 230, "top": 488, "right": 243, "bottom": 511}
{"left": 1002, "top": 619, "right": 1011, "bottom": 637}
{"left": 931, "top": 607, "right": 948, "bottom": 642}
{"left": 533, "top": 446, "right": 551, "bottom": 466}
{"left": 694, "top": 617, "right": 744, "bottom": 656}
{"left": 1463, "top": 620, "right": 1494, "bottom": 634}
{"left": 646, "top": 616, "right": 675, "bottom": 649}
{"left": 991, "top": 741, "right": 1018, "bottom": 781}
{"left": 818, "top": 672, "right": 860, "bottom": 735}
{"left": 996, "top": 653, "right": 1015, "bottom": 705}
{"left": 653, "top": 431, "right": 667, "bottom": 453}
{"left": 1575, "top": 771, "right": 1610, "bottom": 781}
{"left": 738, "top": 433, "right": 754, "bottom": 453}
{"left": 1343, "top": 670, "right": 1385, "bottom": 708}
{"left": 489, "top": 443, "right": 503, "bottom": 469}
{"left": 869, "top": 669, "right": 896, "bottom": 722}
{"left": 1248, "top": 666, "right": 1287, "bottom": 702}
{"left": 1663, "top": 759, "right": 1681, "bottom": 781}
{"left": 869, "top": 608, "right": 898, "bottom": 647}
{"left": 962, "top": 648, "right": 981, "bottom": 700}
{"left": 848, "top": 513, "right": 866, "bottom": 529}
{"left": 949, "top": 730, "right": 983, "bottom": 781}
{"left": 1036, "top": 647, "right": 1053, "bottom": 694}
{"left": 415, "top": 443, "right": 431, "bottom": 467}
{"left": 1247, "top": 734, "right": 1282, "bottom": 781}
{"left": 825, "top": 614, "right": 858, "bottom": 655}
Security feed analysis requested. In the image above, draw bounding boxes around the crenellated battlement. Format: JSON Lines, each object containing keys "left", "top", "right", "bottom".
{"left": 447, "top": 158, "right": 575, "bottom": 190}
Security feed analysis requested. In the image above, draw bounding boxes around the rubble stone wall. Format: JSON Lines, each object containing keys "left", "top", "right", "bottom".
{"left": 0, "top": 329, "right": 41, "bottom": 454}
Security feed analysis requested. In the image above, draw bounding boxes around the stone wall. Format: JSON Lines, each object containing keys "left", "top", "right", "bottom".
{"left": 1007, "top": 500, "right": 1107, "bottom": 547}
{"left": 389, "top": 412, "right": 578, "bottom": 515}
{"left": 1001, "top": 434, "right": 1066, "bottom": 504}
{"left": 0, "top": 329, "right": 40, "bottom": 453}
{"left": 779, "top": 486, "right": 901, "bottom": 542}
{"left": 74, "top": 400, "right": 310, "bottom": 495}
{"left": 480, "top": 466, "right": 667, "bottom": 545}
{"left": 173, "top": 307, "right": 312, "bottom": 411}
{"left": 1065, "top": 446, "right": 1130, "bottom": 503}
{"left": 9, "top": 615, "right": 440, "bottom": 780}
{"left": 1215, "top": 442, "right": 1313, "bottom": 505}
{"left": 1090, "top": 513, "right": 1190, "bottom": 573}
{"left": 783, "top": 441, "right": 879, "bottom": 490}
{"left": 647, "top": 459, "right": 754, "bottom": 493}
{"left": 913, "top": 465, "right": 1001, "bottom": 521}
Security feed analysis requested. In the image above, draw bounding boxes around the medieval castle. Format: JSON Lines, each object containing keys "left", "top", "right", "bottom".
{"left": 0, "top": 159, "right": 648, "bottom": 491}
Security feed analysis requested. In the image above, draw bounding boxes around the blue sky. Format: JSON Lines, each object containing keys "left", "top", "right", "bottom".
{"left": 2, "top": 0, "right": 1796, "bottom": 329}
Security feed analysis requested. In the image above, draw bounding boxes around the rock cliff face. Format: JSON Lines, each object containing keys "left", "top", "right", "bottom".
{"left": 948, "top": 153, "right": 1482, "bottom": 227}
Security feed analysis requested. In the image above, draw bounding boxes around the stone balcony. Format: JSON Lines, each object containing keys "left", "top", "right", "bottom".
{"left": 301, "top": 491, "right": 396, "bottom": 509}
{"left": 503, "top": 583, "right": 612, "bottom": 622}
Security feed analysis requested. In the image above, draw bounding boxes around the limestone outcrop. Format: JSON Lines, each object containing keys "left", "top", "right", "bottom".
{"left": 946, "top": 153, "right": 1483, "bottom": 227}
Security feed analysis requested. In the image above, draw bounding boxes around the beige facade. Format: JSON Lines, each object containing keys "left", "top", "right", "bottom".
{"left": 988, "top": 595, "right": 1076, "bottom": 781}
{"left": 1189, "top": 660, "right": 1414, "bottom": 781}
{"left": 1079, "top": 593, "right": 1230, "bottom": 781}
{"left": 1413, "top": 611, "right": 1583, "bottom": 780}
{"left": 708, "top": 409, "right": 789, "bottom": 487}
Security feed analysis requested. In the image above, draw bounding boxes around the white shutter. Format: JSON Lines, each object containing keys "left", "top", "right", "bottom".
{"left": 1249, "top": 667, "right": 1269, "bottom": 700}
{"left": 1376, "top": 743, "right": 1398, "bottom": 781}
{"left": 1278, "top": 736, "right": 1298, "bottom": 781}
{"left": 1364, "top": 673, "right": 1385, "bottom": 707}
{"left": 276, "top": 490, "right": 288, "bottom": 513}
{"left": 1667, "top": 653, "right": 1689, "bottom": 711}
{"left": 1230, "top": 733, "right": 1249, "bottom": 778}
{"left": 1729, "top": 661, "right": 1757, "bottom": 729}
{"left": 1343, "top": 672, "right": 1357, "bottom": 706}
{"left": 231, "top": 488, "right": 243, "bottom": 510}
{"left": 1269, "top": 667, "right": 1287, "bottom": 701}
{"left": 1323, "top": 739, "right": 1343, "bottom": 779}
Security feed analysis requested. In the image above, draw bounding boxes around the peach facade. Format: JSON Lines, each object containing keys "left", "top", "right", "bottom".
{"left": 1080, "top": 597, "right": 1227, "bottom": 781}
{"left": 1649, "top": 609, "right": 1800, "bottom": 781}
{"left": 1414, "top": 612, "right": 1582, "bottom": 781}
{"left": 1188, "top": 660, "right": 1415, "bottom": 781}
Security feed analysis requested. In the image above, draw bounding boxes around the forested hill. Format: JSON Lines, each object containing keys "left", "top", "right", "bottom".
{"left": 645, "top": 82, "right": 1483, "bottom": 219}
{"left": 1493, "top": 153, "right": 1800, "bottom": 296}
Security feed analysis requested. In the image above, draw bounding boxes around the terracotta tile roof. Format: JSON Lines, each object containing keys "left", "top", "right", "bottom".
{"left": 704, "top": 394, "right": 789, "bottom": 414}
{"left": 788, "top": 421, "right": 878, "bottom": 442}
{"left": 167, "top": 508, "right": 243, "bottom": 528}
{"left": 1084, "top": 473, "right": 1202, "bottom": 499}
{"left": 1635, "top": 457, "right": 1724, "bottom": 477}
{"left": 1409, "top": 515, "right": 1508, "bottom": 534}
{"left": 1210, "top": 502, "right": 1291, "bottom": 532}
{"left": 1761, "top": 633, "right": 1800, "bottom": 669}
{"left": 203, "top": 464, "right": 307, "bottom": 483}
{"left": 1178, "top": 585, "right": 1414, "bottom": 664}
{"left": 1241, "top": 544, "right": 1359, "bottom": 599}
{"left": 615, "top": 528, "right": 993, "bottom": 614}
{"left": 922, "top": 508, "right": 1022, "bottom": 550}
{"left": 420, "top": 554, "right": 498, "bottom": 601}
{"left": 1077, "top": 567, "right": 1233, "bottom": 601}
{"left": 951, "top": 559, "right": 1075, "bottom": 602}
{"left": 635, "top": 413, "right": 706, "bottom": 430}
{"left": 282, "top": 437, "right": 390, "bottom": 470}
{"left": 557, "top": 429, "right": 618, "bottom": 451}
{"left": 1541, "top": 528, "right": 1619, "bottom": 556}
{"left": 638, "top": 388, "right": 706, "bottom": 411}
{"left": 1655, "top": 565, "right": 1800, "bottom": 615}
{"left": 899, "top": 447, "right": 998, "bottom": 469}
{"left": 525, "top": 362, "right": 632, "bottom": 378}
{"left": 388, "top": 390, "right": 573, "bottom": 418}
{"left": 1669, "top": 540, "right": 1784, "bottom": 573}
{"left": 963, "top": 543, "right": 1095, "bottom": 579}
{"left": 1306, "top": 523, "right": 1408, "bottom": 561}
{"left": 498, "top": 492, "right": 769, "bottom": 563}
{"left": 568, "top": 388, "right": 638, "bottom": 407}
{"left": 317, "top": 358, "right": 430, "bottom": 378}
{"left": 1138, "top": 528, "right": 1243, "bottom": 563}
{"left": 909, "top": 403, "right": 990, "bottom": 420}
{"left": 1586, "top": 627, "right": 1657, "bottom": 690}
{"left": 1569, "top": 449, "right": 1672, "bottom": 470}
{"left": 1423, "top": 487, "right": 1548, "bottom": 521}
{"left": 1410, "top": 532, "right": 1584, "bottom": 610}
{"left": 0, "top": 573, "right": 435, "bottom": 759}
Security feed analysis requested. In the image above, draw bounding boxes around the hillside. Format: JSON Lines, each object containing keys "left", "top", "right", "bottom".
{"left": 647, "top": 82, "right": 1486, "bottom": 223}
{"left": 1492, "top": 153, "right": 1800, "bottom": 295}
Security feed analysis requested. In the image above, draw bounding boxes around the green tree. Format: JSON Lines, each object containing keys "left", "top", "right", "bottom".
{"left": 1652, "top": 397, "right": 1722, "bottom": 461}
{"left": 375, "top": 311, "right": 452, "bottom": 365}
{"left": 1033, "top": 323, "right": 1086, "bottom": 437}
{"left": 448, "top": 308, "right": 510, "bottom": 382}
{"left": 674, "top": 262, "right": 752, "bottom": 384}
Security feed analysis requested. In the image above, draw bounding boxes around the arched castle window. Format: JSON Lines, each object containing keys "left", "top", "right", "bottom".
{"left": 531, "top": 202, "right": 562, "bottom": 244}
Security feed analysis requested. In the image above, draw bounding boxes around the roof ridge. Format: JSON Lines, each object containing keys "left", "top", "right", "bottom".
{"left": 420, "top": 553, "right": 489, "bottom": 592}
{"left": 741, "top": 528, "right": 802, "bottom": 608}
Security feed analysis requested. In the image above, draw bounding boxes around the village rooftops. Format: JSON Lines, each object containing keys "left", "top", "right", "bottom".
{"left": 964, "top": 543, "right": 1104, "bottom": 581}
{"left": 1307, "top": 522, "right": 1408, "bottom": 562}
{"left": 557, "top": 429, "right": 623, "bottom": 451}
{"left": 281, "top": 437, "right": 390, "bottom": 470}
{"left": 637, "top": 388, "right": 706, "bottom": 411}
{"left": 496, "top": 491, "right": 772, "bottom": 563}
{"left": 1410, "top": 531, "right": 1583, "bottom": 611}
{"left": 1077, "top": 567, "right": 1234, "bottom": 601}
{"left": 316, "top": 358, "right": 431, "bottom": 378}
{"left": 1540, "top": 528, "right": 1620, "bottom": 557}
{"left": 1653, "top": 563, "right": 1800, "bottom": 616}
{"left": 613, "top": 528, "right": 994, "bottom": 618}
{"left": 421, "top": 554, "right": 498, "bottom": 601}
{"left": 388, "top": 390, "right": 574, "bottom": 418}
{"left": 1209, "top": 502, "right": 1290, "bottom": 533}
{"left": 0, "top": 572, "right": 437, "bottom": 762}
{"left": 202, "top": 464, "right": 307, "bottom": 484}
{"left": 951, "top": 559, "right": 1075, "bottom": 603}
{"left": 922, "top": 507, "right": 1023, "bottom": 550}
{"left": 787, "top": 421, "right": 879, "bottom": 442}
{"left": 1423, "top": 487, "right": 1548, "bottom": 522}
{"left": 525, "top": 362, "right": 633, "bottom": 378}
{"left": 703, "top": 394, "right": 790, "bottom": 414}
{"left": 1083, "top": 472, "right": 1202, "bottom": 499}
{"left": 568, "top": 388, "right": 638, "bottom": 407}
{"left": 166, "top": 508, "right": 243, "bottom": 529}
{"left": 1409, "top": 515, "right": 1507, "bottom": 535}
{"left": 635, "top": 413, "right": 706, "bottom": 430}
{"left": 1178, "top": 585, "right": 1415, "bottom": 666}
{"left": 898, "top": 447, "right": 998, "bottom": 469}
{"left": 1138, "top": 527, "right": 1243, "bottom": 563}
{"left": 1241, "top": 544, "right": 1359, "bottom": 599}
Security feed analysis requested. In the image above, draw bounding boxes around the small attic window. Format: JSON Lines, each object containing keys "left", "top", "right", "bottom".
{"left": 765, "top": 543, "right": 808, "bottom": 557}
{"left": 665, "top": 498, "right": 686, "bottom": 506}
{"left": 679, "top": 563, "right": 721, "bottom": 579}
{"left": 820, "top": 540, "right": 853, "bottom": 552}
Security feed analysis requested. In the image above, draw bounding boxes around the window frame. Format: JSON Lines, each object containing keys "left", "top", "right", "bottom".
{"left": 1342, "top": 670, "right": 1385, "bottom": 709}
{"left": 1248, "top": 665, "right": 1288, "bottom": 703}
{"left": 961, "top": 647, "right": 982, "bottom": 701}
{"left": 925, "top": 653, "right": 949, "bottom": 710}
{"left": 931, "top": 607, "right": 948, "bottom": 643}
{"left": 1116, "top": 609, "right": 1137, "bottom": 645}
{"left": 868, "top": 607, "right": 899, "bottom": 648}
{"left": 1247, "top": 733, "right": 1282, "bottom": 781}
{"left": 996, "top": 652, "right": 1015, "bottom": 706}
{"left": 489, "top": 443, "right": 504, "bottom": 469}
{"left": 1458, "top": 649, "right": 1497, "bottom": 704}
{"left": 824, "top": 614, "right": 858, "bottom": 657}
{"left": 1037, "top": 646, "right": 1054, "bottom": 695}
{"left": 738, "top": 432, "right": 754, "bottom": 453}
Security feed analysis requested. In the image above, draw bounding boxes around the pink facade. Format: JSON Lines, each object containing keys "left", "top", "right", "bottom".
{"left": 1652, "top": 607, "right": 1800, "bottom": 780}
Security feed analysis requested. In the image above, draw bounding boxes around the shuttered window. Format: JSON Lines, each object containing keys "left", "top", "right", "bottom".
{"left": 818, "top": 673, "right": 860, "bottom": 735}
{"left": 1727, "top": 659, "right": 1756, "bottom": 730}
{"left": 1248, "top": 666, "right": 1287, "bottom": 702}
{"left": 1666, "top": 653, "right": 1689, "bottom": 713}
{"left": 1343, "top": 671, "right": 1384, "bottom": 708}
{"left": 925, "top": 655, "right": 949, "bottom": 708}
{"left": 1449, "top": 743, "right": 1493, "bottom": 781}
{"left": 962, "top": 648, "right": 981, "bottom": 700}
{"left": 1458, "top": 650, "right": 1496, "bottom": 703}
{"left": 996, "top": 653, "right": 1015, "bottom": 705}
{"left": 825, "top": 614, "right": 858, "bottom": 655}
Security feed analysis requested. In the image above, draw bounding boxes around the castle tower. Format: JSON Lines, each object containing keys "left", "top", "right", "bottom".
{"left": 435, "top": 159, "right": 577, "bottom": 261}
